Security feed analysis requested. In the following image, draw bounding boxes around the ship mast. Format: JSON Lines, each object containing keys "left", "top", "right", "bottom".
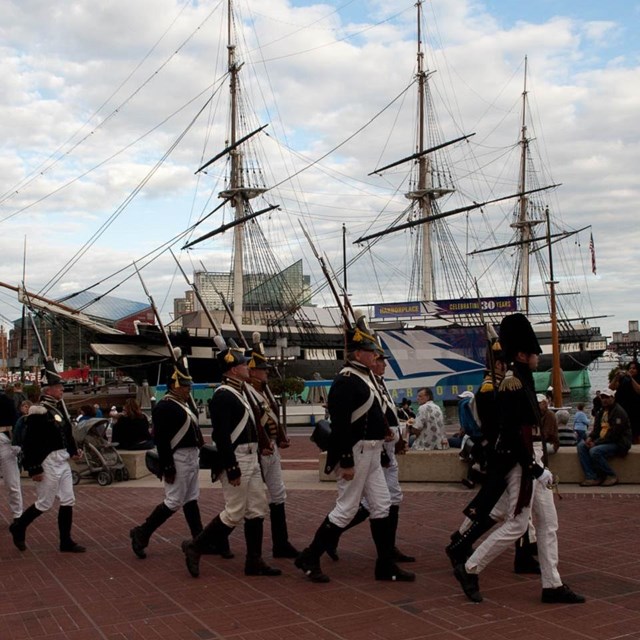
{"left": 511, "top": 56, "right": 543, "bottom": 314}
{"left": 404, "top": 1, "right": 453, "bottom": 302}
{"left": 218, "top": 0, "right": 266, "bottom": 326}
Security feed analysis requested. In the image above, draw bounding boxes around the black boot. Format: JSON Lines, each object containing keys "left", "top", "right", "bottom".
{"left": 182, "top": 515, "right": 235, "bottom": 578}
{"left": 244, "top": 517, "right": 282, "bottom": 576}
{"left": 445, "top": 517, "right": 496, "bottom": 568}
{"left": 370, "top": 516, "right": 415, "bottom": 582}
{"left": 183, "top": 501, "right": 223, "bottom": 556}
{"left": 58, "top": 506, "right": 86, "bottom": 553}
{"left": 270, "top": 502, "right": 299, "bottom": 558}
{"left": 514, "top": 530, "right": 540, "bottom": 574}
{"left": 9, "top": 504, "right": 42, "bottom": 551}
{"left": 388, "top": 504, "right": 415, "bottom": 563}
{"left": 454, "top": 562, "right": 483, "bottom": 602}
{"left": 130, "top": 503, "right": 174, "bottom": 559}
{"left": 295, "top": 516, "right": 343, "bottom": 583}
{"left": 182, "top": 500, "right": 203, "bottom": 537}
{"left": 326, "top": 504, "right": 369, "bottom": 561}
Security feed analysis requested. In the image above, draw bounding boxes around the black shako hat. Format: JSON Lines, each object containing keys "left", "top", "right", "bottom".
{"left": 167, "top": 347, "right": 193, "bottom": 389}
{"left": 214, "top": 335, "right": 247, "bottom": 373}
{"left": 248, "top": 332, "right": 270, "bottom": 370}
{"left": 40, "top": 357, "right": 63, "bottom": 387}
{"left": 499, "top": 313, "right": 542, "bottom": 363}
{"left": 345, "top": 310, "right": 379, "bottom": 352}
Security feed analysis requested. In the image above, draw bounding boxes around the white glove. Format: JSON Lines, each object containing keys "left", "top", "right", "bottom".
{"left": 536, "top": 468, "right": 554, "bottom": 488}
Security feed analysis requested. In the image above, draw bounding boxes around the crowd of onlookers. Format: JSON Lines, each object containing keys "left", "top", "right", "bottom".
{"left": 396, "top": 360, "right": 640, "bottom": 488}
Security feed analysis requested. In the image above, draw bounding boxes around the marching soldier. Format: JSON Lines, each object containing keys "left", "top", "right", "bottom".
{"left": 245, "top": 332, "right": 299, "bottom": 558}
{"left": 450, "top": 314, "right": 584, "bottom": 604}
{"left": 295, "top": 313, "right": 415, "bottom": 583}
{"left": 0, "top": 386, "right": 22, "bottom": 521}
{"left": 182, "top": 336, "right": 281, "bottom": 578}
{"left": 326, "top": 349, "right": 415, "bottom": 563}
{"left": 370, "top": 351, "right": 415, "bottom": 563}
{"left": 129, "top": 349, "right": 205, "bottom": 559}
{"left": 9, "top": 359, "right": 85, "bottom": 553}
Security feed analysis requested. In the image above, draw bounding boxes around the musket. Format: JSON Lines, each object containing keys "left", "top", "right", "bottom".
{"left": 198, "top": 259, "right": 250, "bottom": 350}
{"left": 21, "top": 285, "right": 73, "bottom": 424}
{"left": 134, "top": 263, "right": 200, "bottom": 416}
{"left": 170, "top": 250, "right": 222, "bottom": 335}
{"left": 298, "top": 222, "right": 353, "bottom": 329}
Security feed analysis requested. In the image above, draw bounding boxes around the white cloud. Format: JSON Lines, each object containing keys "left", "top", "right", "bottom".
{"left": 0, "top": 0, "right": 638, "bottom": 341}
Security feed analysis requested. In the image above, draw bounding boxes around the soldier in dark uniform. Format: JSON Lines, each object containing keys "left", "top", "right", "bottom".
{"left": 294, "top": 313, "right": 415, "bottom": 583}
{"left": 326, "top": 347, "right": 415, "bottom": 563}
{"left": 182, "top": 336, "right": 281, "bottom": 579}
{"left": 446, "top": 327, "right": 540, "bottom": 574}
{"left": 450, "top": 314, "right": 584, "bottom": 605}
{"left": 129, "top": 349, "right": 204, "bottom": 559}
{"left": 9, "top": 359, "right": 85, "bottom": 553}
{"left": 245, "top": 332, "right": 299, "bottom": 558}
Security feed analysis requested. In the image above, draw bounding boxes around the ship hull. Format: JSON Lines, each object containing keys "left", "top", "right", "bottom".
{"left": 90, "top": 322, "right": 604, "bottom": 401}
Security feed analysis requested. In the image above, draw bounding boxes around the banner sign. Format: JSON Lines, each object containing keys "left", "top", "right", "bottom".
{"left": 373, "top": 296, "right": 517, "bottom": 318}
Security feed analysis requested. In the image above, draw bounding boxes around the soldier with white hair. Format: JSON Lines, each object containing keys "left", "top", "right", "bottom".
{"left": 10, "top": 359, "right": 85, "bottom": 553}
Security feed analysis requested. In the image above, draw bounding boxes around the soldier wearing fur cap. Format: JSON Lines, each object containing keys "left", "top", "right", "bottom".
{"left": 295, "top": 312, "right": 415, "bottom": 584}
{"left": 244, "top": 332, "right": 299, "bottom": 558}
{"left": 9, "top": 358, "right": 86, "bottom": 553}
{"left": 182, "top": 336, "right": 281, "bottom": 579}
{"left": 129, "top": 349, "right": 205, "bottom": 560}
{"left": 450, "top": 313, "right": 584, "bottom": 606}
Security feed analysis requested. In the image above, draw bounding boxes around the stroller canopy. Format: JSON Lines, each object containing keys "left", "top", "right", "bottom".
{"left": 73, "top": 418, "right": 110, "bottom": 445}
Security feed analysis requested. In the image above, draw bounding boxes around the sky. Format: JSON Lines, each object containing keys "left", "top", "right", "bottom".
{"left": 1, "top": 0, "right": 639, "bottom": 346}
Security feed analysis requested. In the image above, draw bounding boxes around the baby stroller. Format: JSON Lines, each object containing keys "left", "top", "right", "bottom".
{"left": 72, "top": 418, "right": 130, "bottom": 486}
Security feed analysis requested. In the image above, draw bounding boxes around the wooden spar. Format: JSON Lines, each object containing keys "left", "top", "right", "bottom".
{"left": 354, "top": 185, "right": 559, "bottom": 244}
{"left": 195, "top": 124, "right": 268, "bottom": 175}
{"left": 368, "top": 133, "right": 475, "bottom": 176}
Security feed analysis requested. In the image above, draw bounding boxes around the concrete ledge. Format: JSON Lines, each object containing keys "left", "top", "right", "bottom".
{"left": 68, "top": 449, "right": 152, "bottom": 481}
{"left": 548, "top": 445, "right": 640, "bottom": 483}
{"left": 118, "top": 449, "right": 153, "bottom": 480}
{"left": 319, "top": 445, "right": 640, "bottom": 484}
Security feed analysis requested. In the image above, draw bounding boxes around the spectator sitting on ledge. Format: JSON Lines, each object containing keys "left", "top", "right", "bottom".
{"left": 578, "top": 388, "right": 631, "bottom": 487}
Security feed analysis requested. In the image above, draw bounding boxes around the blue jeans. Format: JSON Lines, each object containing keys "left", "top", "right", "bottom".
{"left": 577, "top": 441, "right": 623, "bottom": 479}
{"left": 574, "top": 430, "right": 587, "bottom": 442}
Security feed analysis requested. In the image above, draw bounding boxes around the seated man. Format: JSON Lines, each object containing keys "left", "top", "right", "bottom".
{"left": 409, "top": 387, "right": 449, "bottom": 450}
{"left": 578, "top": 388, "right": 631, "bottom": 487}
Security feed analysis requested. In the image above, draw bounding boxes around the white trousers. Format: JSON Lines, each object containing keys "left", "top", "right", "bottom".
{"left": 219, "top": 444, "right": 268, "bottom": 528}
{"left": 0, "top": 434, "right": 23, "bottom": 518}
{"left": 329, "top": 440, "right": 391, "bottom": 528}
{"left": 35, "top": 450, "right": 75, "bottom": 511}
{"left": 362, "top": 437, "right": 403, "bottom": 510}
{"left": 466, "top": 463, "right": 562, "bottom": 588}
{"left": 163, "top": 447, "right": 200, "bottom": 511}
{"left": 260, "top": 442, "right": 287, "bottom": 505}
{"left": 383, "top": 436, "right": 403, "bottom": 506}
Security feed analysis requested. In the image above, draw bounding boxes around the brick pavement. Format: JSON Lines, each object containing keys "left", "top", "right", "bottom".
{"left": 2, "top": 435, "right": 640, "bottom": 639}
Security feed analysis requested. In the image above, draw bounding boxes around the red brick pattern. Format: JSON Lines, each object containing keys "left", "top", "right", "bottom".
{"left": 3, "top": 461, "right": 640, "bottom": 639}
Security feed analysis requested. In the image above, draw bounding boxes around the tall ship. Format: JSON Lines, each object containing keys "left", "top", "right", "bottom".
{"left": 1, "top": 1, "right": 605, "bottom": 400}
{"left": 349, "top": 2, "right": 606, "bottom": 399}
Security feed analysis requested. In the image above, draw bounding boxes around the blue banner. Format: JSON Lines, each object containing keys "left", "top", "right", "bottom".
{"left": 373, "top": 296, "right": 517, "bottom": 318}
